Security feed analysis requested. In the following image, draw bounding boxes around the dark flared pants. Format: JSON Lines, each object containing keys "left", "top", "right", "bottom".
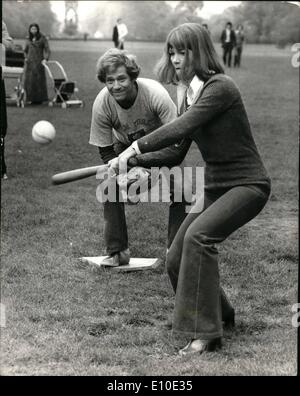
{"left": 166, "top": 184, "right": 270, "bottom": 340}
{"left": 222, "top": 43, "right": 234, "bottom": 67}
{"left": 234, "top": 46, "right": 243, "bottom": 67}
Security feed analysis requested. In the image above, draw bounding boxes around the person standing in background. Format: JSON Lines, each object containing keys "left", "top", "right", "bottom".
{"left": 23, "top": 23, "right": 50, "bottom": 105}
{"left": 221, "top": 22, "right": 236, "bottom": 67}
{"left": 112, "top": 21, "right": 119, "bottom": 48}
{"left": 1, "top": 21, "right": 14, "bottom": 180}
{"left": 115, "top": 18, "right": 128, "bottom": 50}
{"left": 234, "top": 25, "right": 245, "bottom": 67}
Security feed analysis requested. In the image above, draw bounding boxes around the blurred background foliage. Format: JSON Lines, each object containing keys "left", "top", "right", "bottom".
{"left": 2, "top": 0, "right": 300, "bottom": 47}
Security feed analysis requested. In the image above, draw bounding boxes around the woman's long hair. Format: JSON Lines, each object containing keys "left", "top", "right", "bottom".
{"left": 156, "top": 23, "right": 224, "bottom": 84}
{"left": 28, "top": 23, "right": 41, "bottom": 41}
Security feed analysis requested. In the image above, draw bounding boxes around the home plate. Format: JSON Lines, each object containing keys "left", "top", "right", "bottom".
{"left": 80, "top": 256, "right": 161, "bottom": 272}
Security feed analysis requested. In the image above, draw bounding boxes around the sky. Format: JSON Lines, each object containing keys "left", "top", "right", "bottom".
{"left": 201, "top": 1, "right": 241, "bottom": 18}
{"left": 50, "top": 1, "right": 241, "bottom": 22}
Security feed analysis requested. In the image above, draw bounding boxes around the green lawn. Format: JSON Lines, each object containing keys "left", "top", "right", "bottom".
{"left": 0, "top": 40, "right": 298, "bottom": 376}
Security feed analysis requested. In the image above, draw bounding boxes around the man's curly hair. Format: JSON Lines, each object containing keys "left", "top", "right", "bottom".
{"left": 96, "top": 48, "right": 141, "bottom": 83}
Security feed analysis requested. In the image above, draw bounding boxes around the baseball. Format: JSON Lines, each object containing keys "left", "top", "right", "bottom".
{"left": 32, "top": 121, "right": 56, "bottom": 144}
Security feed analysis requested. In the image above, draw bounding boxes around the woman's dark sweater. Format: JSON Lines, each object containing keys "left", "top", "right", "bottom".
{"left": 136, "top": 74, "right": 271, "bottom": 191}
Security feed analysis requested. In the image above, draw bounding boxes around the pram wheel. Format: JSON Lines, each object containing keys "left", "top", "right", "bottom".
{"left": 3, "top": 66, "right": 25, "bottom": 107}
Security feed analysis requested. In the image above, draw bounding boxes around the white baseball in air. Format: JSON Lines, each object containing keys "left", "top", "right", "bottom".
{"left": 32, "top": 120, "right": 56, "bottom": 144}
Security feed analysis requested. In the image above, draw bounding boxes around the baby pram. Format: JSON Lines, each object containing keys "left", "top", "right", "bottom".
{"left": 43, "top": 60, "right": 84, "bottom": 108}
{"left": 2, "top": 65, "right": 25, "bottom": 108}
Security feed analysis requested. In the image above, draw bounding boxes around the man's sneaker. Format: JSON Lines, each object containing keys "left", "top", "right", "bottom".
{"left": 102, "top": 249, "right": 130, "bottom": 267}
{"left": 101, "top": 255, "right": 118, "bottom": 267}
{"left": 2, "top": 174, "right": 8, "bottom": 180}
{"left": 118, "top": 248, "right": 130, "bottom": 265}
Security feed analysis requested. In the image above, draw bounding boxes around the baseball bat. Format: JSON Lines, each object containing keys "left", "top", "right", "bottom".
{"left": 51, "top": 164, "right": 109, "bottom": 185}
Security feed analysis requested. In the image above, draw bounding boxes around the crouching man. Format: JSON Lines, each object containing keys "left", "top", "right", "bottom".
{"left": 89, "top": 49, "right": 191, "bottom": 266}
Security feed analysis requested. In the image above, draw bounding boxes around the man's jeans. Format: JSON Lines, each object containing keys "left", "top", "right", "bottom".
{"left": 234, "top": 46, "right": 243, "bottom": 67}
{"left": 166, "top": 184, "right": 270, "bottom": 340}
{"left": 103, "top": 177, "right": 188, "bottom": 254}
{"left": 222, "top": 43, "right": 234, "bottom": 67}
{"left": 103, "top": 141, "right": 189, "bottom": 254}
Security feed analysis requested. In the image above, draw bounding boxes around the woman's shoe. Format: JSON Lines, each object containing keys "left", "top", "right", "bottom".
{"left": 179, "top": 337, "right": 222, "bottom": 356}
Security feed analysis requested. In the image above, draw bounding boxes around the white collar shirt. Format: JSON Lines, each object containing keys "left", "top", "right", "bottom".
{"left": 225, "top": 28, "right": 231, "bottom": 42}
{"left": 186, "top": 75, "right": 204, "bottom": 107}
{"left": 117, "top": 23, "right": 128, "bottom": 40}
{"left": 176, "top": 81, "right": 188, "bottom": 113}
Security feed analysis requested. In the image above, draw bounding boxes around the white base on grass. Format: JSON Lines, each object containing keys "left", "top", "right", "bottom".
{"left": 80, "top": 256, "right": 161, "bottom": 272}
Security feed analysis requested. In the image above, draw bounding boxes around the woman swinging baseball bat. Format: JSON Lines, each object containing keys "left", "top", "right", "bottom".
{"left": 109, "top": 23, "right": 271, "bottom": 356}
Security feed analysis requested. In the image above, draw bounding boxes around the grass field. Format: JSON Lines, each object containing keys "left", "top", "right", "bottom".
{"left": 1, "top": 40, "right": 298, "bottom": 376}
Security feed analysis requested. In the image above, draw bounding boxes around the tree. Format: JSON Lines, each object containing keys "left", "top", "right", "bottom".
{"left": 208, "top": 6, "right": 241, "bottom": 43}
{"left": 80, "top": 0, "right": 205, "bottom": 41}
{"left": 175, "top": 1, "right": 204, "bottom": 15}
{"left": 239, "top": 1, "right": 300, "bottom": 45}
{"left": 174, "top": 1, "right": 204, "bottom": 24}
{"left": 81, "top": 1, "right": 175, "bottom": 41}
{"left": 209, "top": 1, "right": 300, "bottom": 46}
{"left": 2, "top": 0, "right": 57, "bottom": 38}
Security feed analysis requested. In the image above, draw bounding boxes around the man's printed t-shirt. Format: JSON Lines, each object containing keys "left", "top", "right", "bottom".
{"left": 89, "top": 78, "right": 177, "bottom": 148}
